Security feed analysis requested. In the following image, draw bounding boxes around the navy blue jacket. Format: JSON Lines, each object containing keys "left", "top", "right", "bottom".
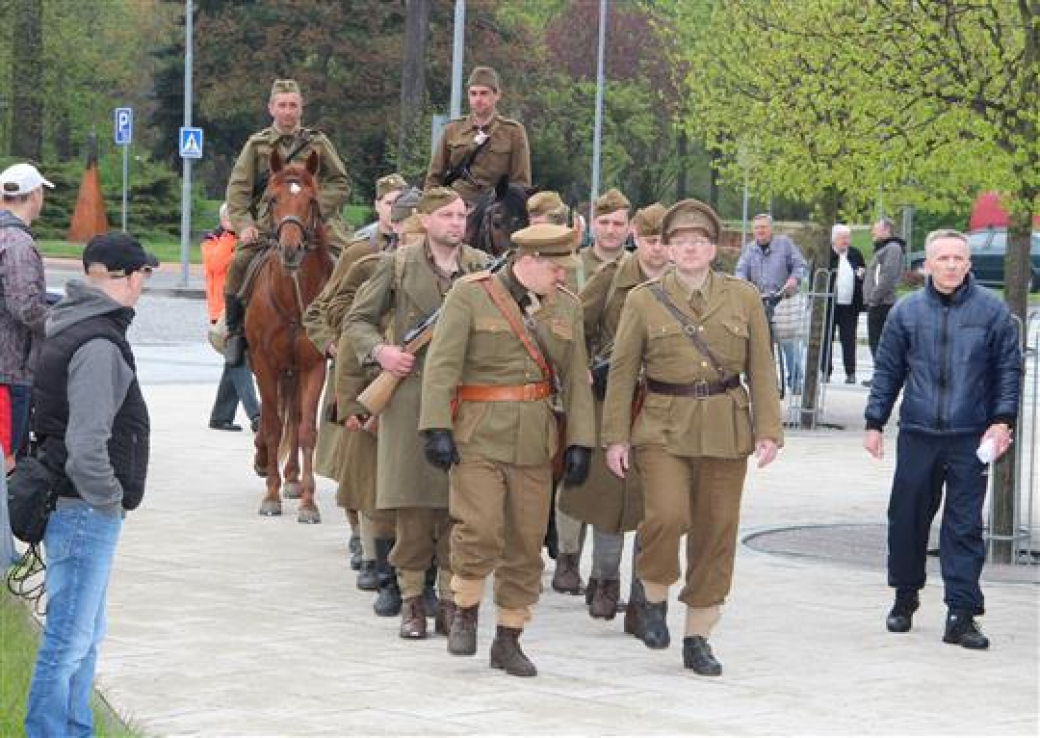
{"left": 865, "top": 275, "right": 1021, "bottom": 436}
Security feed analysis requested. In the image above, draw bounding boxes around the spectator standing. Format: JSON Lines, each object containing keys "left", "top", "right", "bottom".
{"left": 822, "top": 224, "right": 865, "bottom": 383}
{"left": 862, "top": 217, "right": 905, "bottom": 386}
{"left": 0, "top": 163, "right": 53, "bottom": 456}
{"left": 863, "top": 229, "right": 1020, "bottom": 650}
{"left": 202, "top": 204, "right": 260, "bottom": 432}
{"left": 24, "top": 233, "right": 156, "bottom": 736}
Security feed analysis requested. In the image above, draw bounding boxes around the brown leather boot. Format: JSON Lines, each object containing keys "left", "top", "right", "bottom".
{"left": 551, "top": 553, "right": 583, "bottom": 594}
{"left": 589, "top": 579, "right": 620, "bottom": 620}
{"left": 399, "top": 596, "right": 427, "bottom": 639}
{"left": 447, "top": 604, "right": 479, "bottom": 656}
{"left": 489, "top": 626, "right": 537, "bottom": 677}
{"left": 585, "top": 577, "right": 599, "bottom": 606}
{"left": 435, "top": 600, "right": 457, "bottom": 636}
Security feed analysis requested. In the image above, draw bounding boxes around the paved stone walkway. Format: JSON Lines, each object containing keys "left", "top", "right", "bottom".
{"left": 81, "top": 379, "right": 1037, "bottom": 736}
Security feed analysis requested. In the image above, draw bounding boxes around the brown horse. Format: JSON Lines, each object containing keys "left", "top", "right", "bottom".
{"left": 245, "top": 149, "right": 332, "bottom": 523}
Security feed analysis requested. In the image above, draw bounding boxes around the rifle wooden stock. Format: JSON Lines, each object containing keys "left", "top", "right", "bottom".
{"left": 355, "top": 325, "right": 437, "bottom": 416}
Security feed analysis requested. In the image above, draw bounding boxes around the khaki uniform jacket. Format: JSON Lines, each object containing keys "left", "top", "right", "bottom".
{"left": 566, "top": 245, "right": 617, "bottom": 293}
{"left": 559, "top": 253, "right": 648, "bottom": 532}
{"left": 225, "top": 126, "right": 351, "bottom": 240}
{"left": 602, "top": 270, "right": 783, "bottom": 458}
{"left": 419, "top": 269, "right": 596, "bottom": 466}
{"left": 345, "top": 241, "right": 489, "bottom": 509}
{"left": 424, "top": 113, "right": 531, "bottom": 204}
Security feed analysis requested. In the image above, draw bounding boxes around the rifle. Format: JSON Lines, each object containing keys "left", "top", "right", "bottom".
{"left": 249, "top": 131, "right": 314, "bottom": 216}
{"left": 442, "top": 133, "right": 491, "bottom": 188}
{"left": 355, "top": 251, "right": 511, "bottom": 416}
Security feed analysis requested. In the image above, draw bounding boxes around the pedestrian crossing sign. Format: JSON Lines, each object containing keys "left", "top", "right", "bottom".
{"left": 179, "top": 127, "right": 204, "bottom": 159}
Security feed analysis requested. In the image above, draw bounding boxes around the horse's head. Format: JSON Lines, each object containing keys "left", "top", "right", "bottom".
{"left": 466, "top": 176, "right": 531, "bottom": 257}
{"left": 267, "top": 149, "right": 325, "bottom": 271}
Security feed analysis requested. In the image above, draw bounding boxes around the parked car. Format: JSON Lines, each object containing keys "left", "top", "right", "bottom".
{"left": 908, "top": 228, "right": 1040, "bottom": 292}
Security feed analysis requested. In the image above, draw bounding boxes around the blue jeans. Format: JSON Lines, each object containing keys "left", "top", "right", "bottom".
{"left": 779, "top": 339, "right": 804, "bottom": 390}
{"left": 25, "top": 503, "right": 122, "bottom": 738}
{"left": 209, "top": 362, "right": 260, "bottom": 426}
{"left": 8, "top": 382, "right": 32, "bottom": 456}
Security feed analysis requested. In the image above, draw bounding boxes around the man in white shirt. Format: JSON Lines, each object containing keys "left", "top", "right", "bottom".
{"left": 823, "top": 224, "right": 866, "bottom": 383}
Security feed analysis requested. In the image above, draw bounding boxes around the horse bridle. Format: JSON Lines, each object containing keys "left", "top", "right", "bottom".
{"left": 476, "top": 198, "right": 526, "bottom": 256}
{"left": 268, "top": 183, "right": 323, "bottom": 318}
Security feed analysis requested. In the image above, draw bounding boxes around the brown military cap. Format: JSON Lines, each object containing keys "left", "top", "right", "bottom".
{"left": 467, "top": 66, "right": 501, "bottom": 92}
{"left": 418, "top": 186, "right": 462, "bottom": 215}
{"left": 270, "top": 79, "right": 301, "bottom": 98}
{"left": 593, "top": 188, "right": 631, "bottom": 218}
{"left": 527, "top": 191, "right": 567, "bottom": 222}
{"left": 661, "top": 198, "right": 722, "bottom": 243}
{"left": 511, "top": 223, "right": 579, "bottom": 267}
{"left": 632, "top": 203, "right": 668, "bottom": 237}
{"left": 391, "top": 187, "right": 422, "bottom": 224}
{"left": 376, "top": 173, "right": 408, "bottom": 200}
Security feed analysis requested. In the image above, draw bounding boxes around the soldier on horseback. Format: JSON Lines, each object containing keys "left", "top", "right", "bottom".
{"left": 223, "top": 78, "right": 351, "bottom": 367}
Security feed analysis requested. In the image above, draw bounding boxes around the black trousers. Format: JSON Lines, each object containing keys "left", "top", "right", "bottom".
{"left": 821, "top": 302, "right": 859, "bottom": 377}
{"left": 887, "top": 431, "right": 987, "bottom": 614}
{"left": 867, "top": 303, "right": 893, "bottom": 360}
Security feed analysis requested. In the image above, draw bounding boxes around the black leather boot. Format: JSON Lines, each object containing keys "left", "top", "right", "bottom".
{"left": 422, "top": 562, "right": 439, "bottom": 618}
{"left": 356, "top": 560, "right": 378, "bottom": 591}
{"left": 552, "top": 553, "right": 583, "bottom": 594}
{"left": 223, "top": 293, "right": 247, "bottom": 368}
{"left": 489, "top": 626, "right": 537, "bottom": 677}
{"left": 347, "top": 533, "right": 362, "bottom": 571}
{"left": 589, "top": 579, "right": 620, "bottom": 620}
{"left": 886, "top": 590, "right": 919, "bottom": 633}
{"left": 640, "top": 600, "right": 670, "bottom": 649}
{"left": 624, "top": 578, "right": 647, "bottom": 638}
{"left": 683, "top": 636, "right": 722, "bottom": 676}
{"left": 372, "top": 538, "right": 401, "bottom": 617}
{"left": 943, "top": 609, "right": 990, "bottom": 650}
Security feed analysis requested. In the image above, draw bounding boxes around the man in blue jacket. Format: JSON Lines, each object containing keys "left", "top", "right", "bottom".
{"left": 863, "top": 229, "right": 1020, "bottom": 650}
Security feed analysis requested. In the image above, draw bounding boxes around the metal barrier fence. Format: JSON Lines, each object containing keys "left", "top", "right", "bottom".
{"left": 986, "top": 311, "right": 1039, "bottom": 565}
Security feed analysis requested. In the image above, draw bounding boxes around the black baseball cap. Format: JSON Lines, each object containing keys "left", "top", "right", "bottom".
{"left": 82, "top": 233, "right": 160, "bottom": 277}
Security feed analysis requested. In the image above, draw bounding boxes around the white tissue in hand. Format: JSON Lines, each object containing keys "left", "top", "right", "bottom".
{"left": 976, "top": 438, "right": 996, "bottom": 464}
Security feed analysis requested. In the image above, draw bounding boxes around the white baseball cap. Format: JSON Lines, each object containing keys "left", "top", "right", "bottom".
{"left": 0, "top": 163, "right": 54, "bottom": 196}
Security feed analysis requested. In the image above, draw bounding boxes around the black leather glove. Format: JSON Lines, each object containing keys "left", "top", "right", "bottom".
{"left": 562, "top": 445, "right": 592, "bottom": 486}
{"left": 422, "top": 429, "right": 459, "bottom": 471}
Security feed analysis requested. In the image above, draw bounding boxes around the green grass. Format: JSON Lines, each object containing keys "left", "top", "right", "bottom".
{"left": 40, "top": 239, "right": 198, "bottom": 265}
{"left": 1, "top": 586, "right": 142, "bottom": 736}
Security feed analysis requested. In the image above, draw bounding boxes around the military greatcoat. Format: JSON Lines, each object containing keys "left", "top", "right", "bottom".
{"left": 344, "top": 241, "right": 488, "bottom": 510}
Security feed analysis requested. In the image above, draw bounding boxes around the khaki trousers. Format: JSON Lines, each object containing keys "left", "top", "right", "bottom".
{"left": 390, "top": 507, "right": 452, "bottom": 599}
{"left": 359, "top": 509, "right": 396, "bottom": 559}
{"left": 635, "top": 444, "right": 747, "bottom": 608}
{"left": 450, "top": 457, "right": 552, "bottom": 612}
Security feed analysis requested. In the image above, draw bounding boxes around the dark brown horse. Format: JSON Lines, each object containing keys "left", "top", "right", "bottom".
{"left": 246, "top": 149, "right": 333, "bottom": 523}
{"left": 465, "top": 176, "right": 531, "bottom": 257}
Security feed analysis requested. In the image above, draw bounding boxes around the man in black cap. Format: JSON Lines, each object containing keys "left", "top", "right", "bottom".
{"left": 25, "top": 233, "right": 156, "bottom": 737}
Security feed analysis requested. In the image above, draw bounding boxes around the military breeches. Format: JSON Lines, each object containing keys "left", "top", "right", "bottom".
{"left": 390, "top": 507, "right": 452, "bottom": 575}
{"left": 635, "top": 444, "right": 747, "bottom": 608}
{"left": 450, "top": 457, "right": 552, "bottom": 610}
{"left": 225, "top": 240, "right": 268, "bottom": 297}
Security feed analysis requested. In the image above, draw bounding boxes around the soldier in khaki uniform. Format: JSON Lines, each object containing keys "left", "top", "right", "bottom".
{"left": 560, "top": 203, "right": 671, "bottom": 630}
{"left": 419, "top": 223, "right": 595, "bottom": 677}
{"left": 223, "top": 78, "right": 351, "bottom": 368}
{"left": 551, "top": 187, "right": 632, "bottom": 595}
{"left": 425, "top": 66, "right": 531, "bottom": 205}
{"left": 304, "top": 173, "right": 407, "bottom": 588}
{"left": 527, "top": 191, "right": 569, "bottom": 226}
{"left": 344, "top": 188, "right": 489, "bottom": 640}
{"left": 602, "top": 199, "right": 782, "bottom": 676}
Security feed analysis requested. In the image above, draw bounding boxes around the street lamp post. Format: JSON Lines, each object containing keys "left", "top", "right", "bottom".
{"left": 589, "top": 0, "right": 607, "bottom": 217}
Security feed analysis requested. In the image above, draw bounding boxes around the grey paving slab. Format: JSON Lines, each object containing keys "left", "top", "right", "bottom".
{"left": 20, "top": 333, "right": 1039, "bottom": 736}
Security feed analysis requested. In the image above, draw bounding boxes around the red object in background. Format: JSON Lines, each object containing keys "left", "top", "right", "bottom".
{"left": 67, "top": 160, "right": 110, "bottom": 243}
{"left": 969, "top": 191, "right": 1040, "bottom": 231}
{"left": 0, "top": 384, "right": 11, "bottom": 457}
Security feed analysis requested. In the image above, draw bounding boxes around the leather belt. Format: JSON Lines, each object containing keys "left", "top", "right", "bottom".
{"left": 646, "top": 375, "right": 740, "bottom": 399}
{"left": 457, "top": 382, "right": 552, "bottom": 402}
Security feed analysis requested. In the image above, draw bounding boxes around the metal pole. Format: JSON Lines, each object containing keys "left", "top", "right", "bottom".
{"left": 449, "top": 0, "right": 465, "bottom": 120}
{"left": 178, "top": 0, "right": 194, "bottom": 288}
{"left": 589, "top": 0, "right": 607, "bottom": 217}
{"left": 121, "top": 143, "right": 129, "bottom": 232}
{"left": 741, "top": 162, "right": 749, "bottom": 247}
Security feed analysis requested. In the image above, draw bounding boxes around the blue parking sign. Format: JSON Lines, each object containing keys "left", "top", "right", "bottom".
{"left": 114, "top": 108, "right": 132, "bottom": 146}
{"left": 179, "top": 127, "right": 204, "bottom": 159}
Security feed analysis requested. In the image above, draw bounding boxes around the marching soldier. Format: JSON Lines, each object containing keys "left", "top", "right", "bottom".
{"left": 526, "top": 191, "right": 569, "bottom": 226}
{"left": 560, "top": 203, "right": 670, "bottom": 631}
{"left": 344, "top": 188, "right": 489, "bottom": 639}
{"left": 418, "top": 223, "right": 595, "bottom": 677}
{"left": 223, "top": 78, "right": 351, "bottom": 368}
{"left": 425, "top": 66, "right": 531, "bottom": 205}
{"left": 552, "top": 187, "right": 632, "bottom": 595}
{"left": 602, "top": 199, "right": 782, "bottom": 676}
{"left": 304, "top": 173, "right": 407, "bottom": 581}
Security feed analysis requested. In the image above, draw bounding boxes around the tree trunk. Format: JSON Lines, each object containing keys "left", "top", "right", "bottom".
{"left": 676, "top": 128, "right": 687, "bottom": 200}
{"left": 398, "top": 0, "right": 432, "bottom": 178}
{"left": 11, "top": 0, "right": 44, "bottom": 161}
